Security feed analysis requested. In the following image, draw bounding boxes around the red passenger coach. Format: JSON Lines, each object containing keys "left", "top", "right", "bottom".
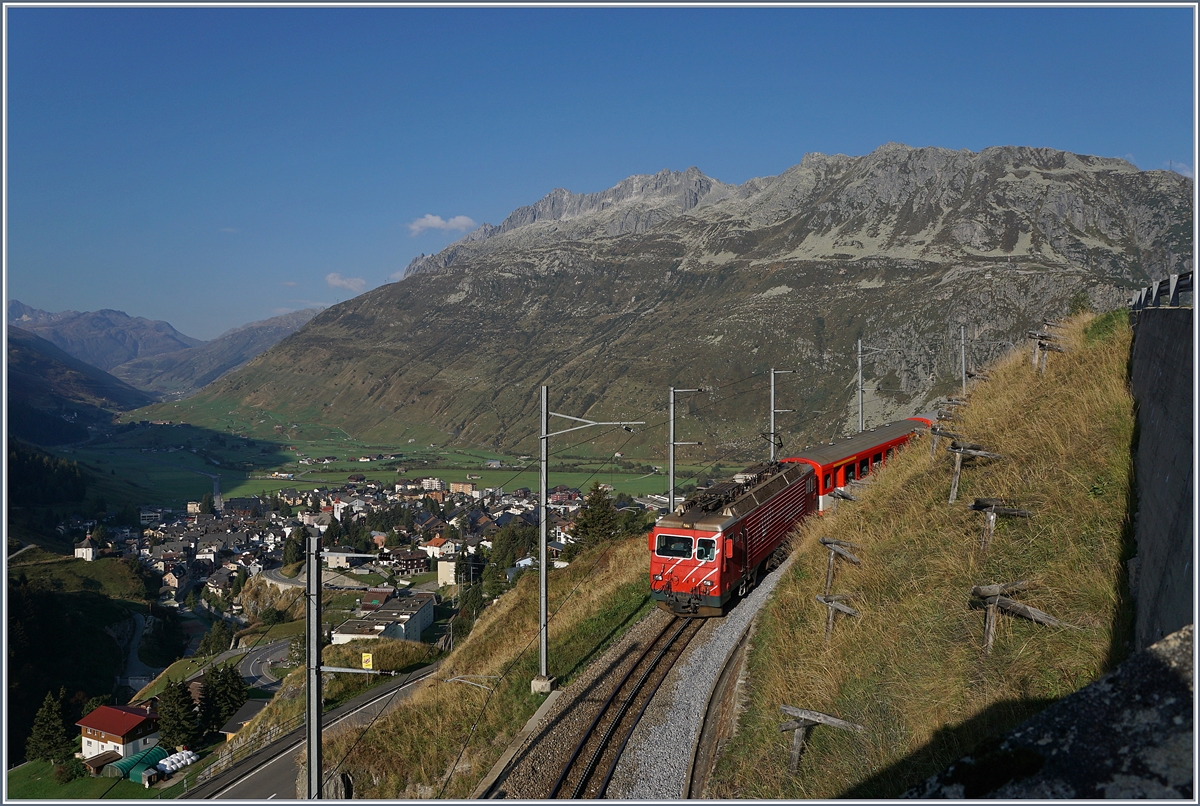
{"left": 649, "top": 461, "right": 817, "bottom": 616}
{"left": 782, "top": 415, "right": 934, "bottom": 513}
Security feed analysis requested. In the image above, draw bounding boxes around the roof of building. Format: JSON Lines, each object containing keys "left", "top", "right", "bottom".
{"left": 76, "top": 705, "right": 158, "bottom": 736}
{"left": 219, "top": 699, "right": 269, "bottom": 736}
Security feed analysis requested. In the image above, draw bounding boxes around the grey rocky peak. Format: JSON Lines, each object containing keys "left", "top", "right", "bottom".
{"left": 404, "top": 142, "right": 1191, "bottom": 282}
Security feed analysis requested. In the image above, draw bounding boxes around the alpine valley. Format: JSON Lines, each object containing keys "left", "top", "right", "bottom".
{"left": 140, "top": 143, "right": 1192, "bottom": 459}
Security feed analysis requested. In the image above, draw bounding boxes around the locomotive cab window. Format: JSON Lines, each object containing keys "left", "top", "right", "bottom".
{"left": 696, "top": 538, "right": 716, "bottom": 562}
{"left": 656, "top": 534, "right": 694, "bottom": 558}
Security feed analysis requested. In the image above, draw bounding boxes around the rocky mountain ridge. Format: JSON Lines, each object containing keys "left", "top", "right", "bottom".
{"left": 405, "top": 143, "right": 1190, "bottom": 282}
{"left": 156, "top": 143, "right": 1191, "bottom": 458}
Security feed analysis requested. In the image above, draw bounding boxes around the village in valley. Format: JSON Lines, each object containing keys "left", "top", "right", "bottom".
{"left": 29, "top": 443, "right": 663, "bottom": 792}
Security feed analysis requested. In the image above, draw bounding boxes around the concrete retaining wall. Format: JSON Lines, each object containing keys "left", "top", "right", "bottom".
{"left": 1128, "top": 306, "right": 1194, "bottom": 650}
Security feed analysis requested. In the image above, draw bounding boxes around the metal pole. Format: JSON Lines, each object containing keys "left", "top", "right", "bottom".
{"left": 538, "top": 385, "right": 549, "bottom": 683}
{"left": 961, "top": 325, "right": 966, "bottom": 397}
{"left": 306, "top": 531, "right": 322, "bottom": 799}
{"left": 770, "top": 371, "right": 776, "bottom": 462}
{"left": 668, "top": 387, "right": 676, "bottom": 513}
{"left": 857, "top": 338, "right": 864, "bottom": 433}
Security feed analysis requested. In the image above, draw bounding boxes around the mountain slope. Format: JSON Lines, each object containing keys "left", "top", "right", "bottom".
{"left": 148, "top": 144, "right": 1191, "bottom": 457}
{"left": 7, "top": 302, "right": 204, "bottom": 371}
{"left": 109, "top": 308, "right": 321, "bottom": 398}
{"left": 7, "top": 325, "right": 155, "bottom": 445}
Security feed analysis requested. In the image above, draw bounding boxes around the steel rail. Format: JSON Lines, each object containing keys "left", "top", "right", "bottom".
{"left": 547, "top": 617, "right": 682, "bottom": 798}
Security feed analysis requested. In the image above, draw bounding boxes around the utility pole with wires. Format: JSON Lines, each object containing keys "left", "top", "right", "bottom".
{"left": 669, "top": 386, "right": 701, "bottom": 513}
{"left": 857, "top": 340, "right": 903, "bottom": 432}
{"left": 533, "top": 386, "right": 643, "bottom": 695}
{"left": 306, "top": 530, "right": 322, "bottom": 800}
{"left": 769, "top": 368, "right": 794, "bottom": 461}
{"left": 961, "top": 325, "right": 967, "bottom": 398}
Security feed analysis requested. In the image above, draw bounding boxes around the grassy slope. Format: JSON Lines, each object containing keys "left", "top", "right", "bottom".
{"left": 306, "top": 535, "right": 651, "bottom": 798}
{"left": 707, "top": 311, "right": 1136, "bottom": 798}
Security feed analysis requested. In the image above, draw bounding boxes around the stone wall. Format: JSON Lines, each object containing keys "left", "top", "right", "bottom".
{"left": 1128, "top": 306, "right": 1194, "bottom": 650}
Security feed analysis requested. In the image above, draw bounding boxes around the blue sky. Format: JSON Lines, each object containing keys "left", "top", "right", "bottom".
{"left": 5, "top": 5, "right": 1195, "bottom": 339}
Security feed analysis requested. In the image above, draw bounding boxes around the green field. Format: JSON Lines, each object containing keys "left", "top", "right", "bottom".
{"left": 44, "top": 407, "right": 739, "bottom": 513}
{"left": 6, "top": 759, "right": 167, "bottom": 800}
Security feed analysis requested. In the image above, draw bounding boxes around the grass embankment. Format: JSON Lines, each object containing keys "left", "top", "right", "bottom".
{"left": 707, "top": 311, "right": 1136, "bottom": 798}
{"left": 308, "top": 535, "right": 651, "bottom": 798}
{"left": 6, "top": 759, "right": 165, "bottom": 800}
{"left": 236, "top": 639, "right": 438, "bottom": 738}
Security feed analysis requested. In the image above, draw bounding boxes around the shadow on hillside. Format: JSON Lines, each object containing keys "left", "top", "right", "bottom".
{"left": 838, "top": 696, "right": 1055, "bottom": 798}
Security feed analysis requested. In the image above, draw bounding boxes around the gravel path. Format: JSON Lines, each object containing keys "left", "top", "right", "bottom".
{"left": 606, "top": 555, "right": 796, "bottom": 799}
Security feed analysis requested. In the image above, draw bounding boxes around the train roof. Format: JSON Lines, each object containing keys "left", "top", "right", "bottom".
{"left": 787, "top": 417, "right": 929, "bottom": 467}
{"left": 657, "top": 461, "right": 812, "bottom": 532}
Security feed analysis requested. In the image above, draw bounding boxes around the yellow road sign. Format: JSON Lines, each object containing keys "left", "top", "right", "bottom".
{"left": 362, "top": 652, "right": 373, "bottom": 670}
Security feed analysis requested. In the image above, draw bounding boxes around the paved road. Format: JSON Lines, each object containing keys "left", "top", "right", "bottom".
{"left": 238, "top": 640, "right": 290, "bottom": 692}
{"left": 182, "top": 661, "right": 439, "bottom": 800}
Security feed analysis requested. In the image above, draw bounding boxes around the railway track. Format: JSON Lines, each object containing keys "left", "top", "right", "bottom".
{"left": 546, "top": 616, "right": 704, "bottom": 799}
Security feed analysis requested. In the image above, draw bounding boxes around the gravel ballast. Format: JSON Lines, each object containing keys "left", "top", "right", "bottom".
{"left": 607, "top": 556, "right": 796, "bottom": 799}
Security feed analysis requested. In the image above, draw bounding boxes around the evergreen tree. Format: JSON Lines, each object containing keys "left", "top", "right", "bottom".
{"left": 211, "top": 664, "right": 247, "bottom": 725}
{"left": 26, "top": 689, "right": 74, "bottom": 763}
{"left": 283, "top": 534, "right": 303, "bottom": 566}
{"left": 567, "top": 482, "right": 619, "bottom": 559}
{"left": 197, "top": 620, "right": 232, "bottom": 657}
{"left": 199, "top": 493, "right": 215, "bottom": 515}
{"left": 156, "top": 679, "right": 198, "bottom": 750}
{"left": 185, "top": 590, "right": 198, "bottom": 610}
{"left": 196, "top": 679, "right": 219, "bottom": 736}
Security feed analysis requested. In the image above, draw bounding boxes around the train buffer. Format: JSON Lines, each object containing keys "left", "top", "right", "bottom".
{"left": 778, "top": 706, "right": 864, "bottom": 772}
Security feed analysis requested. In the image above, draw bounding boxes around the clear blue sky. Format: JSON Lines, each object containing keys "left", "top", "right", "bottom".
{"left": 5, "top": 5, "right": 1195, "bottom": 339}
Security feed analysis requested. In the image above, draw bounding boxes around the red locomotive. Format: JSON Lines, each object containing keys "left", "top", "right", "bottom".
{"left": 650, "top": 461, "right": 817, "bottom": 616}
{"left": 649, "top": 414, "right": 934, "bottom": 616}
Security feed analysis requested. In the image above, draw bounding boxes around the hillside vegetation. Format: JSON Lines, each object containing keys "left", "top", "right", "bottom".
{"left": 284, "top": 536, "right": 651, "bottom": 798}
{"left": 707, "top": 310, "right": 1136, "bottom": 797}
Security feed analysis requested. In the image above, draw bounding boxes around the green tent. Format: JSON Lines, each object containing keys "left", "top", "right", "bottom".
{"left": 101, "top": 744, "right": 168, "bottom": 778}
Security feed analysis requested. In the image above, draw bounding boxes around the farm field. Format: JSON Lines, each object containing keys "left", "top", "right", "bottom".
{"left": 45, "top": 414, "right": 734, "bottom": 508}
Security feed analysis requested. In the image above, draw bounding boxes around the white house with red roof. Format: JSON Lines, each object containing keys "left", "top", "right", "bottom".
{"left": 76, "top": 704, "right": 160, "bottom": 761}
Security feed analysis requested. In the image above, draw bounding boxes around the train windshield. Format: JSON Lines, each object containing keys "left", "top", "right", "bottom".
{"left": 696, "top": 538, "right": 716, "bottom": 562}
{"left": 656, "top": 534, "right": 694, "bottom": 558}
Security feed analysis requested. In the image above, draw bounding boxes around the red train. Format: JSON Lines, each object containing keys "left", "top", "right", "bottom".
{"left": 649, "top": 415, "right": 934, "bottom": 616}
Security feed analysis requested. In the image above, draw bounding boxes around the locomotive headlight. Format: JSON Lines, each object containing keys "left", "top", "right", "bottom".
{"left": 701, "top": 579, "right": 713, "bottom": 588}
{"left": 653, "top": 574, "right": 663, "bottom": 581}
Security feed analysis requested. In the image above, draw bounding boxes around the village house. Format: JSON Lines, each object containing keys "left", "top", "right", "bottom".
{"left": 74, "top": 536, "right": 98, "bottom": 562}
{"left": 77, "top": 704, "right": 159, "bottom": 772}
{"left": 380, "top": 548, "right": 429, "bottom": 575}
{"left": 331, "top": 591, "right": 436, "bottom": 644}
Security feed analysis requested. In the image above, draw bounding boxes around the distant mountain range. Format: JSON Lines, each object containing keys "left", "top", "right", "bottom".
{"left": 104, "top": 144, "right": 1200, "bottom": 457}
{"left": 6, "top": 302, "right": 320, "bottom": 400}
{"left": 7, "top": 325, "right": 155, "bottom": 444}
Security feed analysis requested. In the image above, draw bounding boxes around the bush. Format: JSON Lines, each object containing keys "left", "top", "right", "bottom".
{"left": 53, "top": 758, "right": 87, "bottom": 784}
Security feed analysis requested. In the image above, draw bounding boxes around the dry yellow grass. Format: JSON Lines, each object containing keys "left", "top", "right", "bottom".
{"left": 311, "top": 535, "right": 651, "bottom": 798}
{"left": 707, "top": 311, "right": 1136, "bottom": 798}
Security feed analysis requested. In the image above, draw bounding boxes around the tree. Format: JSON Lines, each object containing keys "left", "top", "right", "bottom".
{"left": 157, "top": 679, "right": 198, "bottom": 750}
{"left": 567, "top": 482, "right": 619, "bottom": 559}
{"left": 199, "top": 493, "right": 215, "bottom": 515}
{"left": 83, "top": 694, "right": 111, "bottom": 717}
{"left": 26, "top": 689, "right": 74, "bottom": 763}
{"left": 283, "top": 535, "right": 303, "bottom": 566}
{"left": 197, "top": 620, "right": 232, "bottom": 657}
{"left": 185, "top": 590, "right": 198, "bottom": 610}
{"left": 260, "top": 606, "right": 283, "bottom": 627}
{"left": 196, "top": 680, "right": 219, "bottom": 736}
{"left": 210, "top": 664, "right": 247, "bottom": 726}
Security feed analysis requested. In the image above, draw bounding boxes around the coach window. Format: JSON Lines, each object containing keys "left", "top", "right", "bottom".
{"left": 823, "top": 473, "right": 832, "bottom": 491}
{"left": 873, "top": 452, "right": 883, "bottom": 467}
{"left": 860, "top": 457, "right": 870, "bottom": 476}
{"left": 886, "top": 448, "right": 894, "bottom": 461}
{"left": 696, "top": 538, "right": 716, "bottom": 562}
{"left": 844, "top": 464, "right": 855, "bottom": 483}
{"left": 656, "top": 534, "right": 693, "bottom": 558}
